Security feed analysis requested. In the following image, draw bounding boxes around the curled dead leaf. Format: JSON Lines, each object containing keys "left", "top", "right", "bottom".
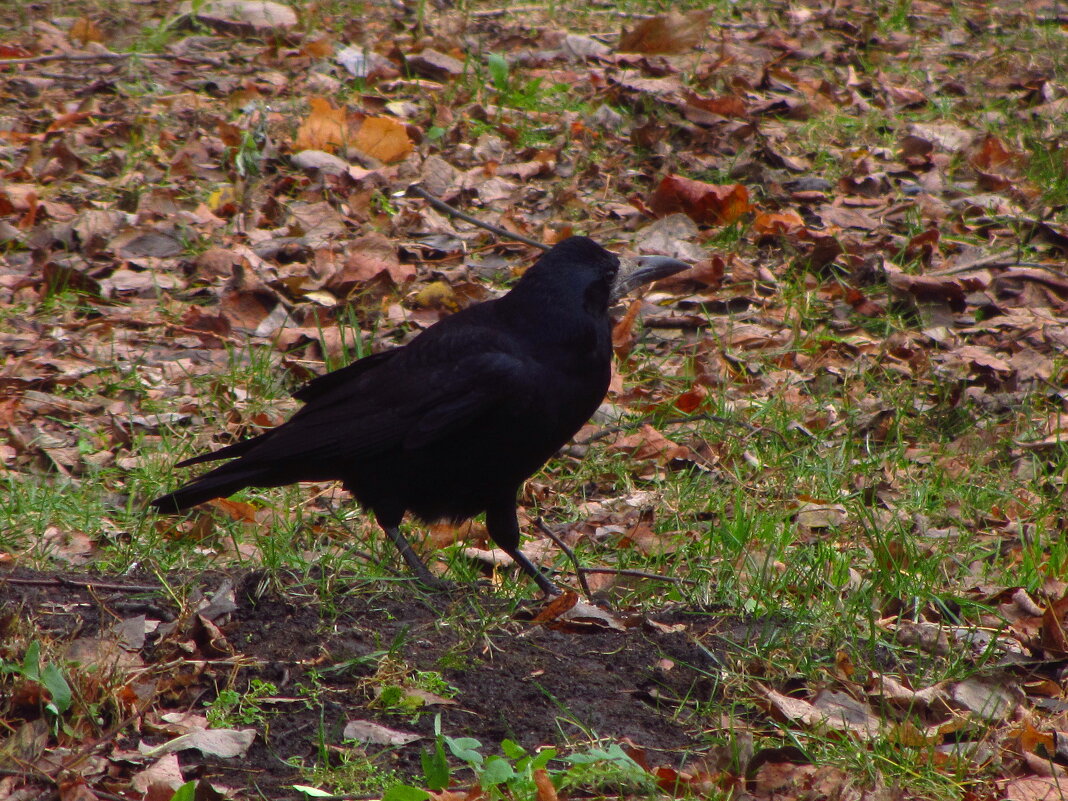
{"left": 650, "top": 175, "right": 751, "bottom": 225}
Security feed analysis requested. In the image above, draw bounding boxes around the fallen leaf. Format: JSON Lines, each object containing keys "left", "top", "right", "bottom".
{"left": 1004, "top": 776, "right": 1068, "bottom": 801}
{"left": 295, "top": 97, "right": 348, "bottom": 153}
{"left": 178, "top": 0, "right": 297, "bottom": 32}
{"left": 649, "top": 175, "right": 751, "bottom": 225}
{"left": 139, "top": 727, "right": 256, "bottom": 758}
{"left": 618, "top": 10, "right": 710, "bottom": 54}
{"left": 342, "top": 720, "right": 422, "bottom": 745}
{"left": 354, "top": 115, "right": 413, "bottom": 163}
{"left": 129, "top": 754, "right": 185, "bottom": 798}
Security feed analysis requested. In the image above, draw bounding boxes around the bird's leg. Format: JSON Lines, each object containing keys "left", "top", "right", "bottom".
{"left": 505, "top": 546, "right": 562, "bottom": 597}
{"left": 487, "top": 501, "right": 561, "bottom": 597}
{"left": 380, "top": 525, "right": 453, "bottom": 591}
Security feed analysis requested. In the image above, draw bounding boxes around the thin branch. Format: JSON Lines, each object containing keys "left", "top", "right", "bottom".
{"left": 471, "top": 5, "right": 546, "bottom": 17}
{"left": 1, "top": 576, "right": 161, "bottom": 593}
{"left": 0, "top": 51, "right": 222, "bottom": 67}
{"left": 933, "top": 255, "right": 1068, "bottom": 276}
{"left": 578, "top": 567, "right": 697, "bottom": 585}
{"left": 575, "top": 412, "right": 772, "bottom": 447}
{"left": 533, "top": 520, "right": 695, "bottom": 590}
{"left": 407, "top": 184, "right": 550, "bottom": 251}
{"left": 641, "top": 316, "right": 710, "bottom": 330}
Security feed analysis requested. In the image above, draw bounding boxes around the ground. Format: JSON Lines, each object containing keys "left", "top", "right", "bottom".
{"left": 5, "top": 567, "right": 760, "bottom": 798}
{"left": 4, "top": 0, "right": 1068, "bottom": 799}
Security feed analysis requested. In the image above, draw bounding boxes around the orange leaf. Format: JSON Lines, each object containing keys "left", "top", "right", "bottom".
{"left": 302, "top": 36, "right": 333, "bottom": 58}
{"left": 208, "top": 497, "right": 258, "bottom": 522}
{"left": 684, "top": 91, "right": 748, "bottom": 118}
{"left": 618, "top": 10, "right": 710, "bottom": 54}
{"left": 752, "top": 209, "right": 806, "bottom": 236}
{"left": 354, "top": 116, "right": 413, "bottom": 163}
{"left": 611, "top": 297, "right": 644, "bottom": 355}
{"left": 294, "top": 97, "right": 348, "bottom": 153}
{"left": 70, "top": 17, "right": 105, "bottom": 44}
{"left": 533, "top": 769, "right": 558, "bottom": 801}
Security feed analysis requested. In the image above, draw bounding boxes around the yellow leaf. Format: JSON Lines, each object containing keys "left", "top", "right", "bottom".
{"left": 412, "top": 281, "right": 458, "bottom": 311}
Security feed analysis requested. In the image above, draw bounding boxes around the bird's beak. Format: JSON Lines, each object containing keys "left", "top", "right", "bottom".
{"left": 612, "top": 254, "right": 690, "bottom": 300}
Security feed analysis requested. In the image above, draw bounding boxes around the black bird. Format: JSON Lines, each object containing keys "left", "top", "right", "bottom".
{"left": 151, "top": 237, "right": 688, "bottom": 594}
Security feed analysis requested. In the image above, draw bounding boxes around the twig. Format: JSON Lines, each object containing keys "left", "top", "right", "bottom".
{"left": 142, "top": 656, "right": 268, "bottom": 671}
{"left": 578, "top": 567, "right": 696, "bottom": 585}
{"left": 534, "top": 518, "right": 592, "bottom": 600}
{"left": 471, "top": 4, "right": 546, "bottom": 17}
{"left": 0, "top": 51, "right": 222, "bottom": 67}
{"left": 407, "top": 184, "right": 550, "bottom": 251}
{"left": 575, "top": 412, "right": 771, "bottom": 447}
{"left": 533, "top": 520, "right": 696, "bottom": 590}
{"left": 641, "top": 316, "right": 710, "bottom": 329}
{"left": 1, "top": 575, "right": 161, "bottom": 593}
{"left": 932, "top": 255, "right": 1066, "bottom": 276}
{"left": 0, "top": 770, "right": 50, "bottom": 787}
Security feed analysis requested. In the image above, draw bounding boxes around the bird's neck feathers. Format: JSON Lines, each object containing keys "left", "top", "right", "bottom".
{"left": 503, "top": 244, "right": 619, "bottom": 318}
{"left": 498, "top": 266, "right": 610, "bottom": 326}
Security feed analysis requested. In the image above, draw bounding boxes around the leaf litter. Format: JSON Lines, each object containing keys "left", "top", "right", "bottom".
{"left": 2, "top": 0, "right": 1068, "bottom": 798}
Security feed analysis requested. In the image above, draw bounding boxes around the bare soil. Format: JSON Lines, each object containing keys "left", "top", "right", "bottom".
{"left": 3, "top": 568, "right": 759, "bottom": 797}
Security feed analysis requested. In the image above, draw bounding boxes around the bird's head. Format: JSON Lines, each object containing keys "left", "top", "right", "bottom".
{"left": 516, "top": 236, "right": 689, "bottom": 315}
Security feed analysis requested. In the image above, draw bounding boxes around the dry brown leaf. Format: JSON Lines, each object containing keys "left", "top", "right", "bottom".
{"left": 295, "top": 97, "right": 348, "bottom": 153}
{"left": 608, "top": 424, "right": 693, "bottom": 464}
{"left": 649, "top": 175, "right": 751, "bottom": 225}
{"left": 683, "top": 91, "right": 748, "bottom": 120}
{"left": 354, "top": 115, "right": 413, "bottom": 163}
{"left": 220, "top": 287, "right": 281, "bottom": 331}
{"left": 178, "top": 0, "right": 297, "bottom": 31}
{"left": 342, "top": 720, "right": 421, "bottom": 746}
{"left": 618, "top": 10, "right": 710, "bottom": 54}
{"left": 949, "top": 677, "right": 1019, "bottom": 722}
{"left": 533, "top": 769, "right": 558, "bottom": 801}
{"left": 886, "top": 84, "right": 927, "bottom": 107}
{"left": 811, "top": 690, "right": 882, "bottom": 739}
{"left": 328, "top": 234, "right": 414, "bottom": 288}
{"left": 139, "top": 727, "right": 256, "bottom": 758}
{"left": 752, "top": 209, "right": 807, "bottom": 236}
{"left": 552, "top": 599, "right": 627, "bottom": 631}
{"left": 611, "top": 297, "right": 644, "bottom": 354}
{"left": 129, "top": 754, "right": 185, "bottom": 799}
{"left": 869, "top": 674, "right": 945, "bottom": 708}
{"left": 793, "top": 502, "right": 848, "bottom": 529}
{"left": 1003, "top": 776, "right": 1068, "bottom": 801}
{"left": 70, "top": 17, "right": 105, "bottom": 44}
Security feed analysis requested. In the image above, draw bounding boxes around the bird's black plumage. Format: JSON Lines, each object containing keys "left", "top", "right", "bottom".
{"left": 151, "top": 237, "right": 687, "bottom": 593}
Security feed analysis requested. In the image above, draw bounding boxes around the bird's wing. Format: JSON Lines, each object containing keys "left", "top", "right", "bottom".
{"left": 402, "top": 352, "right": 528, "bottom": 450}
{"left": 221, "top": 347, "right": 535, "bottom": 469}
{"left": 174, "top": 349, "right": 399, "bottom": 467}
{"left": 292, "top": 349, "right": 396, "bottom": 402}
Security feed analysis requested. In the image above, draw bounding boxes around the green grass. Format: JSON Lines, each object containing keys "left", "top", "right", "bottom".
{"left": 3, "top": 0, "right": 1068, "bottom": 797}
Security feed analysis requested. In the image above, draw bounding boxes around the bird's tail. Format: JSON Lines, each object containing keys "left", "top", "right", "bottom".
{"left": 150, "top": 462, "right": 270, "bottom": 513}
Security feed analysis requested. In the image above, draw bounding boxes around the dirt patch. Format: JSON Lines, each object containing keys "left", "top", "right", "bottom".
{"left": 2, "top": 568, "right": 752, "bottom": 797}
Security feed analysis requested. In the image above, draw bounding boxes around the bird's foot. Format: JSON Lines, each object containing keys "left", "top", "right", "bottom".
{"left": 506, "top": 547, "right": 561, "bottom": 597}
